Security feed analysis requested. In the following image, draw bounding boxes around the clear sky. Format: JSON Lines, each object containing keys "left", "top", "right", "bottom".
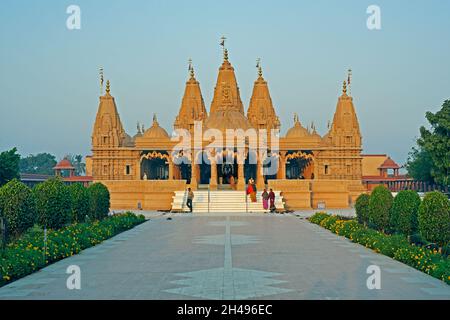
{"left": 0, "top": 0, "right": 449, "bottom": 165}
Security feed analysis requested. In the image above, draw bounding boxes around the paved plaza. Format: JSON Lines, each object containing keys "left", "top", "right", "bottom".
{"left": 0, "top": 213, "right": 449, "bottom": 300}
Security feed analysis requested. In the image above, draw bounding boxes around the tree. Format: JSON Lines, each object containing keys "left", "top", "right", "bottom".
{"left": 418, "top": 191, "right": 450, "bottom": 246}
{"left": 368, "top": 185, "right": 393, "bottom": 232}
{"left": 68, "top": 183, "right": 90, "bottom": 223}
{"left": 416, "top": 100, "right": 450, "bottom": 186}
{"left": 0, "top": 179, "right": 36, "bottom": 237}
{"left": 19, "top": 153, "right": 57, "bottom": 175}
{"left": 355, "top": 193, "right": 370, "bottom": 226}
{"left": 405, "top": 147, "right": 435, "bottom": 184}
{"left": 0, "top": 148, "right": 20, "bottom": 187}
{"left": 34, "top": 178, "right": 71, "bottom": 229}
{"left": 65, "top": 154, "right": 86, "bottom": 176}
{"left": 390, "top": 190, "right": 421, "bottom": 236}
{"left": 88, "top": 183, "right": 110, "bottom": 220}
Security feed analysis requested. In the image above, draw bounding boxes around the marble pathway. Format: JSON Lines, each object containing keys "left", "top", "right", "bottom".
{"left": 0, "top": 213, "right": 448, "bottom": 299}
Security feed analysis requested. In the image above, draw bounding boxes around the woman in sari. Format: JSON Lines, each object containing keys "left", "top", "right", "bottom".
{"left": 247, "top": 178, "right": 257, "bottom": 202}
{"left": 262, "top": 189, "right": 269, "bottom": 210}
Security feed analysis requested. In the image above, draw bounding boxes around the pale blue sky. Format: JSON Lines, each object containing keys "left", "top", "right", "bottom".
{"left": 0, "top": 0, "right": 449, "bottom": 165}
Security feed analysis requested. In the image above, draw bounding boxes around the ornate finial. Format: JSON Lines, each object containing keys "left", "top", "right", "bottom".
{"left": 137, "top": 121, "right": 141, "bottom": 134}
{"left": 99, "top": 67, "right": 104, "bottom": 95}
{"left": 188, "top": 58, "right": 195, "bottom": 79}
{"left": 347, "top": 68, "right": 352, "bottom": 96}
{"left": 342, "top": 80, "right": 347, "bottom": 95}
{"left": 294, "top": 113, "right": 299, "bottom": 123}
{"left": 220, "top": 36, "right": 228, "bottom": 61}
{"left": 141, "top": 124, "right": 145, "bottom": 133}
{"left": 106, "top": 80, "right": 110, "bottom": 94}
{"left": 256, "top": 58, "right": 263, "bottom": 78}
{"left": 153, "top": 113, "right": 158, "bottom": 125}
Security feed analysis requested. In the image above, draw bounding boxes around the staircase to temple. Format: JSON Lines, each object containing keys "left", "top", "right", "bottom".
{"left": 171, "top": 190, "right": 285, "bottom": 213}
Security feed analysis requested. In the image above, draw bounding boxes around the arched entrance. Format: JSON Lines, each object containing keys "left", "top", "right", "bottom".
{"left": 286, "top": 151, "right": 314, "bottom": 179}
{"left": 140, "top": 151, "right": 169, "bottom": 180}
{"left": 197, "top": 151, "right": 211, "bottom": 185}
{"left": 244, "top": 150, "right": 257, "bottom": 183}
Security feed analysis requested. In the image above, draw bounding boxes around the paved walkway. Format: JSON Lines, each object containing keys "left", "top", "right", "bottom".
{"left": 0, "top": 213, "right": 448, "bottom": 299}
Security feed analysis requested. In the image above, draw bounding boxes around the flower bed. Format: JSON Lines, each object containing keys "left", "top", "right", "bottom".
{"left": 308, "top": 212, "right": 450, "bottom": 285}
{"left": 0, "top": 212, "right": 145, "bottom": 287}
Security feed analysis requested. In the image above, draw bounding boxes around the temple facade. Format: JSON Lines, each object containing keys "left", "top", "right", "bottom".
{"left": 88, "top": 46, "right": 366, "bottom": 210}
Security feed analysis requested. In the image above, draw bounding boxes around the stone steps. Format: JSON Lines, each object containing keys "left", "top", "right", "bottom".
{"left": 171, "top": 190, "right": 285, "bottom": 213}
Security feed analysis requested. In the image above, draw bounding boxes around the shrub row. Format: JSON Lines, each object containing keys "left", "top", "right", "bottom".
{"left": 0, "top": 179, "right": 110, "bottom": 239}
{"left": 309, "top": 212, "right": 450, "bottom": 284}
{"left": 356, "top": 187, "right": 449, "bottom": 246}
{"left": 0, "top": 212, "right": 145, "bottom": 287}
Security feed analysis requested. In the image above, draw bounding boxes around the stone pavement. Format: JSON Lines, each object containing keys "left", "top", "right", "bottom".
{"left": 0, "top": 213, "right": 448, "bottom": 300}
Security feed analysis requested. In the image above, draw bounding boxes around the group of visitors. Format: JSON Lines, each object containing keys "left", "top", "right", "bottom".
{"left": 246, "top": 178, "right": 277, "bottom": 212}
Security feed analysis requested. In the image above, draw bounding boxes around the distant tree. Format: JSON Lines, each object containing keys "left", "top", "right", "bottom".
{"left": 19, "top": 153, "right": 57, "bottom": 175}
{"left": 416, "top": 100, "right": 450, "bottom": 186}
{"left": 405, "top": 147, "right": 435, "bottom": 184}
{"left": 65, "top": 154, "right": 86, "bottom": 176}
{"left": 0, "top": 148, "right": 20, "bottom": 186}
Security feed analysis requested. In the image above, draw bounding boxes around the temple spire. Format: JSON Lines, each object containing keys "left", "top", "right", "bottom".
{"left": 106, "top": 80, "right": 111, "bottom": 94}
{"left": 342, "top": 80, "right": 347, "bottom": 95}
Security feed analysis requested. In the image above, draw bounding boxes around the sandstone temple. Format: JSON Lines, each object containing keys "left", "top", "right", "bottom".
{"left": 87, "top": 44, "right": 366, "bottom": 212}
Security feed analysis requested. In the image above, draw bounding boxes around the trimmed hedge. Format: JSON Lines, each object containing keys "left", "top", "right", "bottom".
{"left": 355, "top": 193, "right": 370, "bottom": 225}
{"left": 418, "top": 191, "right": 450, "bottom": 246}
{"left": 68, "top": 183, "right": 90, "bottom": 223}
{"left": 308, "top": 212, "right": 450, "bottom": 284}
{"left": 368, "top": 185, "right": 393, "bottom": 231}
{"left": 34, "top": 178, "right": 71, "bottom": 229}
{"left": 390, "top": 190, "right": 421, "bottom": 236}
{"left": 88, "top": 183, "right": 110, "bottom": 221}
{"left": 0, "top": 179, "right": 36, "bottom": 237}
{"left": 0, "top": 212, "right": 145, "bottom": 287}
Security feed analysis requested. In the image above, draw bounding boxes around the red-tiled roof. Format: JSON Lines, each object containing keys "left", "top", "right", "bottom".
{"left": 362, "top": 175, "right": 411, "bottom": 181}
{"left": 53, "top": 159, "right": 75, "bottom": 170}
{"left": 63, "top": 176, "right": 93, "bottom": 182}
{"left": 361, "top": 154, "right": 387, "bottom": 157}
{"left": 378, "top": 157, "right": 400, "bottom": 169}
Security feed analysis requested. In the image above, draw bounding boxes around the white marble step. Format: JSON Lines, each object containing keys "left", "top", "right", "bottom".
{"left": 171, "top": 190, "right": 285, "bottom": 213}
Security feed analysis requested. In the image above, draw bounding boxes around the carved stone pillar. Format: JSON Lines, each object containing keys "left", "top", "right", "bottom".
{"left": 256, "top": 155, "right": 265, "bottom": 190}
{"left": 168, "top": 158, "right": 174, "bottom": 180}
{"left": 210, "top": 155, "right": 218, "bottom": 190}
{"left": 237, "top": 153, "right": 245, "bottom": 191}
{"left": 190, "top": 162, "right": 198, "bottom": 190}
{"left": 277, "top": 152, "right": 286, "bottom": 180}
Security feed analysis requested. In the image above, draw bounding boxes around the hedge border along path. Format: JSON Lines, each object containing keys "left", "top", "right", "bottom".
{"left": 309, "top": 213, "right": 450, "bottom": 285}
{"left": 0, "top": 212, "right": 145, "bottom": 287}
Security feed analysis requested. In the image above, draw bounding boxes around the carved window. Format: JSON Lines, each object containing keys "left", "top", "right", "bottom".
{"left": 324, "top": 165, "right": 329, "bottom": 175}
{"left": 125, "top": 165, "right": 131, "bottom": 175}
{"left": 346, "top": 136, "right": 352, "bottom": 144}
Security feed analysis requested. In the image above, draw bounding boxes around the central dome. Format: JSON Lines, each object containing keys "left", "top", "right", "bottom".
{"left": 286, "top": 116, "right": 309, "bottom": 138}
{"left": 205, "top": 110, "right": 252, "bottom": 131}
{"left": 143, "top": 115, "right": 169, "bottom": 139}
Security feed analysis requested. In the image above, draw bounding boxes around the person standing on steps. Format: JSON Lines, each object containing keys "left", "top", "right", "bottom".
{"left": 262, "top": 189, "right": 269, "bottom": 211}
{"left": 269, "top": 188, "right": 276, "bottom": 213}
{"left": 186, "top": 188, "right": 194, "bottom": 213}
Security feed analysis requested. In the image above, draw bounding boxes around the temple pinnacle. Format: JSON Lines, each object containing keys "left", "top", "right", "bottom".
{"left": 256, "top": 58, "right": 263, "bottom": 78}
{"left": 106, "top": 80, "right": 110, "bottom": 94}
{"left": 342, "top": 80, "right": 347, "bottom": 95}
